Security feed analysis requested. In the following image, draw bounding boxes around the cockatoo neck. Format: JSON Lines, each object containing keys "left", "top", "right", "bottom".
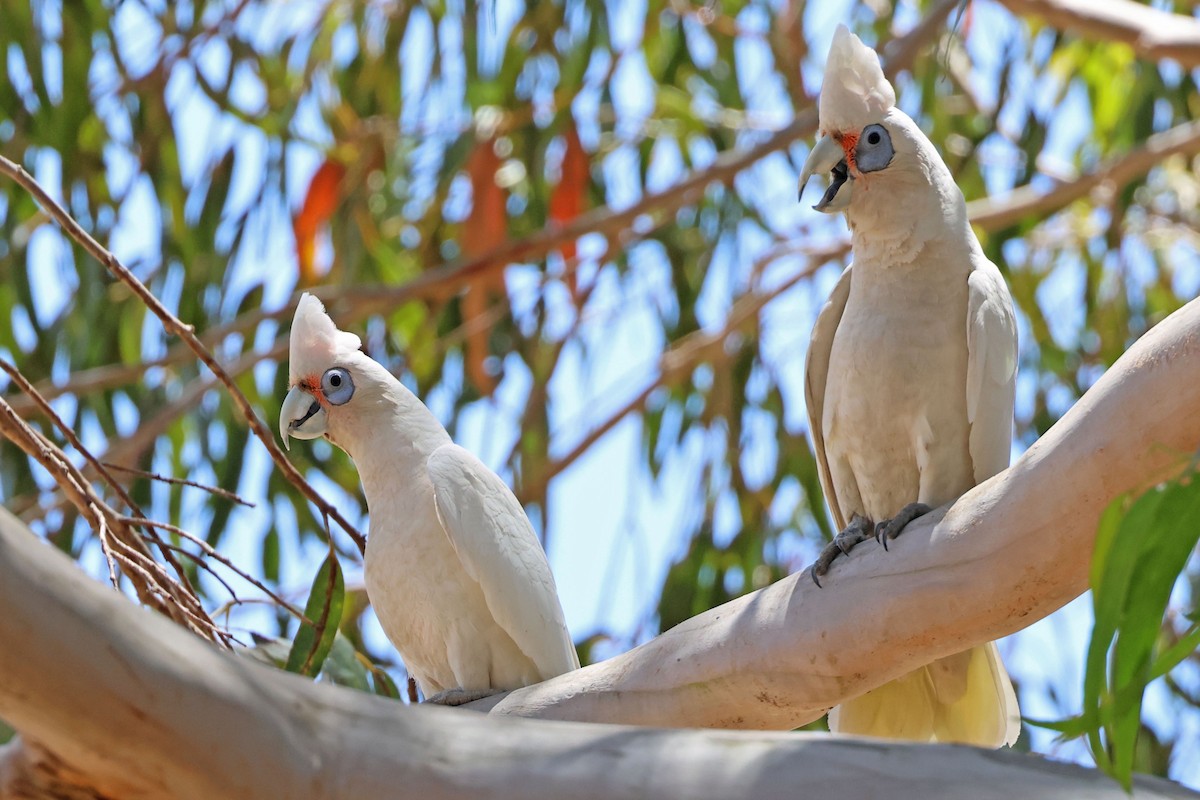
{"left": 328, "top": 357, "right": 451, "bottom": 505}
{"left": 843, "top": 112, "right": 974, "bottom": 268}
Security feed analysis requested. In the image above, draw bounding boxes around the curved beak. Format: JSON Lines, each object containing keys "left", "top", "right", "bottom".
{"left": 798, "top": 135, "right": 852, "bottom": 214}
{"left": 280, "top": 386, "right": 326, "bottom": 450}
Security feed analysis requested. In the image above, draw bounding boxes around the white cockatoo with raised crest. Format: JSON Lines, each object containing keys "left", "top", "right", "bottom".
{"left": 798, "top": 25, "right": 1020, "bottom": 746}
{"left": 280, "top": 293, "right": 578, "bottom": 703}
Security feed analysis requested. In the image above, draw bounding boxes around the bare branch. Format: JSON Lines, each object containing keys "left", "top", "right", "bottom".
{"left": 966, "top": 119, "right": 1200, "bottom": 231}
{"left": 123, "top": 516, "right": 308, "bottom": 624}
{"left": 105, "top": 463, "right": 255, "bottom": 508}
{"left": 0, "top": 357, "right": 201, "bottom": 600}
{"left": 0, "top": 155, "right": 365, "bottom": 555}
{"left": 0, "top": 394, "right": 225, "bottom": 645}
{"left": 999, "top": 0, "right": 1200, "bottom": 69}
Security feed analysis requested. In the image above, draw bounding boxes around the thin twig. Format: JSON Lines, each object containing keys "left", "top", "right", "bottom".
{"left": 123, "top": 515, "right": 310, "bottom": 625}
{"left": 0, "top": 357, "right": 201, "bottom": 600}
{"left": 0, "top": 155, "right": 366, "bottom": 554}
{"left": 143, "top": 535, "right": 241, "bottom": 603}
{"left": 105, "top": 463, "right": 255, "bottom": 508}
{"left": 95, "top": 502, "right": 230, "bottom": 645}
{"left": 0, "top": 394, "right": 227, "bottom": 645}
{"left": 93, "top": 507, "right": 121, "bottom": 590}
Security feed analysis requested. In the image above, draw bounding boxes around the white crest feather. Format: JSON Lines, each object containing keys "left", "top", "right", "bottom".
{"left": 288, "top": 293, "right": 362, "bottom": 384}
{"left": 819, "top": 24, "right": 896, "bottom": 134}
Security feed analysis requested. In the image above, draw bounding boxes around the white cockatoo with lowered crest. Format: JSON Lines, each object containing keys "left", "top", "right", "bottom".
{"left": 798, "top": 26, "right": 1021, "bottom": 746}
{"left": 280, "top": 293, "right": 579, "bottom": 703}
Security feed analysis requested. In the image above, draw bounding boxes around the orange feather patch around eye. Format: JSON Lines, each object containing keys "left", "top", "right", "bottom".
{"left": 299, "top": 377, "right": 327, "bottom": 404}
{"left": 835, "top": 131, "right": 860, "bottom": 177}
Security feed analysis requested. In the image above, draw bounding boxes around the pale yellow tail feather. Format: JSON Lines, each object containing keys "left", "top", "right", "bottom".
{"left": 828, "top": 642, "right": 1020, "bottom": 747}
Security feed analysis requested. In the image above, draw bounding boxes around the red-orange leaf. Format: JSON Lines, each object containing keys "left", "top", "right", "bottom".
{"left": 462, "top": 139, "right": 507, "bottom": 260}
{"left": 293, "top": 160, "right": 346, "bottom": 286}
{"left": 461, "top": 138, "right": 508, "bottom": 395}
{"left": 549, "top": 125, "right": 590, "bottom": 264}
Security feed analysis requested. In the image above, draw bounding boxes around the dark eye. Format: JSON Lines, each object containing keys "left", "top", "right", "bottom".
{"left": 867, "top": 130, "right": 881, "bottom": 145}
{"left": 321, "top": 367, "right": 354, "bottom": 405}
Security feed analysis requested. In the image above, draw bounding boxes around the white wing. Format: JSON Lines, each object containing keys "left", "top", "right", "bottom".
{"left": 426, "top": 444, "right": 579, "bottom": 679}
{"left": 965, "top": 262, "right": 1019, "bottom": 483}
{"left": 804, "top": 265, "right": 854, "bottom": 531}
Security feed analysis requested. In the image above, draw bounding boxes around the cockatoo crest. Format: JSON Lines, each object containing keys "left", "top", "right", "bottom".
{"left": 819, "top": 25, "right": 895, "bottom": 135}
{"left": 288, "top": 293, "right": 362, "bottom": 384}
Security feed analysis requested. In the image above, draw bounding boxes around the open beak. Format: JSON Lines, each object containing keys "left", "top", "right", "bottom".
{"left": 280, "top": 386, "right": 326, "bottom": 450}
{"left": 798, "top": 135, "right": 852, "bottom": 214}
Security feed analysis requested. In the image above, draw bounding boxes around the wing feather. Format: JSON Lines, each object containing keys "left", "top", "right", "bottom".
{"left": 804, "top": 266, "right": 855, "bottom": 531}
{"left": 426, "top": 444, "right": 579, "bottom": 680}
{"left": 965, "top": 263, "right": 1019, "bottom": 483}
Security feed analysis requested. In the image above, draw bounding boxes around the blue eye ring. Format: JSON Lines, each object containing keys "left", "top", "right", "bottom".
{"left": 321, "top": 367, "right": 354, "bottom": 405}
{"left": 855, "top": 124, "right": 894, "bottom": 173}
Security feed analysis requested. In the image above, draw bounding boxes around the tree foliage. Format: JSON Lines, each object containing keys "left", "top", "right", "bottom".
{"left": 0, "top": 0, "right": 1198, "bottom": 786}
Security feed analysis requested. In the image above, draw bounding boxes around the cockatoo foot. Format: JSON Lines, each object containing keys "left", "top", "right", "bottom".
{"left": 873, "top": 502, "right": 932, "bottom": 549}
{"left": 424, "top": 688, "right": 501, "bottom": 706}
{"left": 811, "top": 513, "right": 873, "bottom": 587}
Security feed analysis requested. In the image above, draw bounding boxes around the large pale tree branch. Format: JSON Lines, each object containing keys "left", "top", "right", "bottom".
{"left": 0, "top": 503, "right": 1196, "bottom": 799}
{"left": 470, "top": 296, "right": 1200, "bottom": 726}
{"left": 3, "top": 303, "right": 1200, "bottom": 798}
{"left": 999, "top": 0, "right": 1200, "bottom": 69}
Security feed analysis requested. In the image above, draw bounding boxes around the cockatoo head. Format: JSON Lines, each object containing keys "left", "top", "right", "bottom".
{"left": 798, "top": 25, "right": 949, "bottom": 220}
{"left": 279, "top": 293, "right": 388, "bottom": 455}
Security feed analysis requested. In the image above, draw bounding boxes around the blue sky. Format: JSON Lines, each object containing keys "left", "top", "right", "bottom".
{"left": 7, "top": 0, "right": 1198, "bottom": 787}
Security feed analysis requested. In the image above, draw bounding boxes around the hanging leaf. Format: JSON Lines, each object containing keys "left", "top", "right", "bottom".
{"left": 285, "top": 551, "right": 345, "bottom": 677}
{"left": 548, "top": 123, "right": 590, "bottom": 269}
{"left": 460, "top": 136, "right": 508, "bottom": 395}
{"left": 293, "top": 159, "right": 347, "bottom": 286}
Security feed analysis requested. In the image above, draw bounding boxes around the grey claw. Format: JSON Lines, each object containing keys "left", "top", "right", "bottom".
{"left": 812, "top": 569, "right": 823, "bottom": 589}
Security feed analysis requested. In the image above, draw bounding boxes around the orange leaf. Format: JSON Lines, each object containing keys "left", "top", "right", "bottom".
{"left": 549, "top": 125, "right": 590, "bottom": 264}
{"left": 460, "top": 138, "right": 509, "bottom": 395}
{"left": 293, "top": 160, "right": 346, "bottom": 286}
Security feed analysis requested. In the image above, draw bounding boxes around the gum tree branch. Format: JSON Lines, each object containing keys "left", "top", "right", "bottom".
{"left": 999, "top": 0, "right": 1200, "bottom": 69}
{"left": 469, "top": 296, "right": 1200, "bottom": 727}
{"left": 0, "top": 501, "right": 1195, "bottom": 799}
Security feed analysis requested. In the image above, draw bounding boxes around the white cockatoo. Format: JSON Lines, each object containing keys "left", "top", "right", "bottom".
{"left": 798, "top": 26, "right": 1021, "bottom": 747}
{"left": 280, "top": 294, "right": 579, "bottom": 702}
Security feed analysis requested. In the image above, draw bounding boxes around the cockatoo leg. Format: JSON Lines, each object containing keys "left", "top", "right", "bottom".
{"left": 873, "top": 502, "right": 933, "bottom": 549}
{"left": 811, "top": 513, "right": 873, "bottom": 587}
{"left": 425, "top": 687, "right": 502, "bottom": 706}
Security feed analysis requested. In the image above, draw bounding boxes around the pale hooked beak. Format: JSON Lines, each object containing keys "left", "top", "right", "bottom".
{"left": 798, "top": 135, "right": 852, "bottom": 214}
{"left": 280, "top": 386, "right": 326, "bottom": 450}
